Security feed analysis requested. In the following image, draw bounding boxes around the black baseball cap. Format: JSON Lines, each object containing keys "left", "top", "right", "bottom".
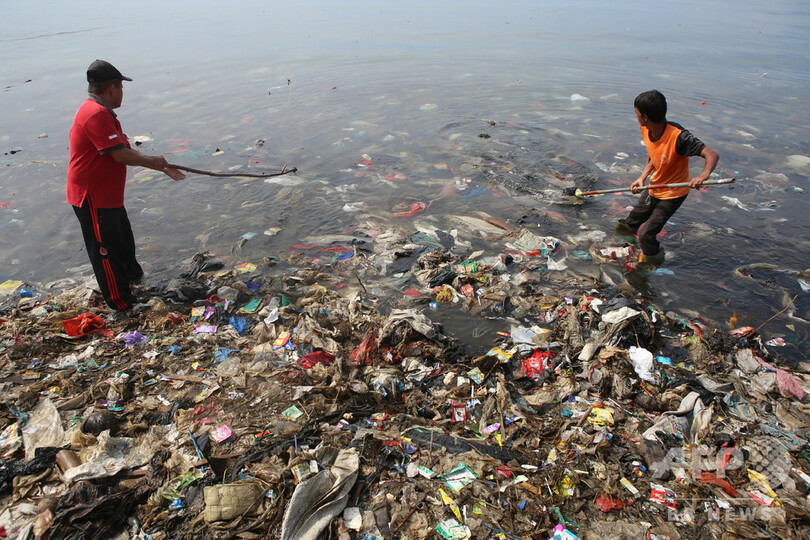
{"left": 86, "top": 60, "right": 133, "bottom": 83}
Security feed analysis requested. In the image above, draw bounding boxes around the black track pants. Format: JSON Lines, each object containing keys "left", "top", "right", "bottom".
{"left": 624, "top": 192, "right": 687, "bottom": 256}
{"left": 72, "top": 197, "right": 142, "bottom": 311}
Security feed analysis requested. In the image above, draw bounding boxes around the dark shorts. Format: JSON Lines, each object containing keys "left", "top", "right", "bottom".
{"left": 73, "top": 196, "right": 142, "bottom": 310}
{"left": 624, "top": 192, "right": 687, "bottom": 256}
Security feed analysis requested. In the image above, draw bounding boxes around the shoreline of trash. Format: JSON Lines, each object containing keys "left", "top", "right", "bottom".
{"left": 1, "top": 227, "right": 809, "bottom": 539}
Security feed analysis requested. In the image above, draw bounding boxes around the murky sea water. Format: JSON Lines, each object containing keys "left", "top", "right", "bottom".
{"left": 1, "top": 0, "right": 809, "bottom": 356}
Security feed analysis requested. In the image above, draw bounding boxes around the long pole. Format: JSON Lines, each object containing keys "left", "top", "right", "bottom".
{"left": 167, "top": 163, "right": 297, "bottom": 179}
{"left": 575, "top": 177, "right": 735, "bottom": 197}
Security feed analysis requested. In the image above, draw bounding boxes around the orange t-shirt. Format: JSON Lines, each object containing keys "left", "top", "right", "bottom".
{"left": 641, "top": 122, "right": 703, "bottom": 200}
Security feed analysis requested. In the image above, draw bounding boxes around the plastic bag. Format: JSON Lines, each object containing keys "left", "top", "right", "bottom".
{"left": 349, "top": 332, "right": 377, "bottom": 365}
{"left": 62, "top": 313, "right": 111, "bottom": 337}
{"left": 298, "top": 351, "right": 336, "bottom": 369}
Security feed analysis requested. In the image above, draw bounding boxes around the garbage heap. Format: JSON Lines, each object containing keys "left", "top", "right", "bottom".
{"left": 1, "top": 228, "right": 809, "bottom": 540}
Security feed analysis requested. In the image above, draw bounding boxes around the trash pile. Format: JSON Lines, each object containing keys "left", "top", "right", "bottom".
{"left": 1, "top": 221, "right": 809, "bottom": 540}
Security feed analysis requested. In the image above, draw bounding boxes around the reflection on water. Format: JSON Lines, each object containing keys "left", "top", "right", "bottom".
{"left": 0, "top": 0, "right": 808, "bottom": 356}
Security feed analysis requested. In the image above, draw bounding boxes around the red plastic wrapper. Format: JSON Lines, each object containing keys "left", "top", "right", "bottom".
{"left": 595, "top": 494, "right": 624, "bottom": 512}
{"left": 393, "top": 201, "right": 426, "bottom": 217}
{"left": 452, "top": 403, "right": 467, "bottom": 422}
{"left": 62, "top": 313, "right": 113, "bottom": 338}
{"left": 650, "top": 483, "right": 677, "bottom": 509}
{"left": 697, "top": 471, "right": 739, "bottom": 497}
{"left": 522, "top": 348, "right": 556, "bottom": 379}
{"left": 349, "top": 332, "right": 378, "bottom": 366}
{"left": 380, "top": 347, "right": 401, "bottom": 365}
{"left": 728, "top": 326, "right": 755, "bottom": 337}
{"left": 496, "top": 465, "right": 512, "bottom": 479}
{"left": 297, "top": 350, "right": 336, "bottom": 370}
{"left": 460, "top": 284, "right": 475, "bottom": 298}
{"left": 165, "top": 312, "right": 187, "bottom": 325}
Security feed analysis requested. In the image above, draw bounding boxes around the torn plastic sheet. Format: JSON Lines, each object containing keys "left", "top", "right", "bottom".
{"left": 378, "top": 309, "right": 437, "bottom": 341}
{"left": 735, "top": 348, "right": 761, "bottom": 374}
{"left": 404, "top": 427, "right": 527, "bottom": 464}
{"left": 21, "top": 398, "right": 64, "bottom": 461}
{"left": 47, "top": 450, "right": 170, "bottom": 540}
{"left": 0, "top": 446, "right": 63, "bottom": 496}
{"left": 758, "top": 421, "right": 808, "bottom": 451}
{"left": 63, "top": 431, "right": 153, "bottom": 484}
{"left": 642, "top": 414, "right": 689, "bottom": 442}
{"left": 601, "top": 306, "right": 640, "bottom": 324}
{"left": 696, "top": 374, "right": 733, "bottom": 394}
{"left": 280, "top": 447, "right": 359, "bottom": 540}
{"left": 510, "top": 324, "right": 544, "bottom": 352}
{"left": 755, "top": 356, "right": 808, "bottom": 400}
{"left": 547, "top": 255, "right": 568, "bottom": 271}
{"left": 722, "top": 391, "right": 759, "bottom": 422}
{"left": 629, "top": 346, "right": 655, "bottom": 383}
{"left": 510, "top": 229, "right": 560, "bottom": 253}
{"left": 661, "top": 391, "right": 713, "bottom": 443}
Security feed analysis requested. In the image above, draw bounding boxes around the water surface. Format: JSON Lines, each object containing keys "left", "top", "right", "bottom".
{"left": 1, "top": 0, "right": 808, "bottom": 356}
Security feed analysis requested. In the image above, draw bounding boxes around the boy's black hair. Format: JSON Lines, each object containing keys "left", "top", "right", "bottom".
{"left": 634, "top": 90, "right": 667, "bottom": 123}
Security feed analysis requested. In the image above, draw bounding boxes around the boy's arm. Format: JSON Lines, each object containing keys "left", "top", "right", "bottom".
{"left": 631, "top": 156, "right": 654, "bottom": 193}
{"left": 689, "top": 146, "right": 719, "bottom": 188}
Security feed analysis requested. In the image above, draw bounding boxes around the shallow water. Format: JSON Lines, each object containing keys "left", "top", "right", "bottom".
{"left": 1, "top": 0, "right": 809, "bottom": 355}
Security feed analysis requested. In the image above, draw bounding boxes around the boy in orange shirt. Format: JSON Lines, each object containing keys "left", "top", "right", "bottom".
{"left": 617, "top": 90, "right": 719, "bottom": 263}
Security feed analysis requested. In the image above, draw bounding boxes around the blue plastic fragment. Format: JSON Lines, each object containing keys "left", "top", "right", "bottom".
{"left": 214, "top": 347, "right": 238, "bottom": 363}
{"left": 229, "top": 316, "right": 247, "bottom": 334}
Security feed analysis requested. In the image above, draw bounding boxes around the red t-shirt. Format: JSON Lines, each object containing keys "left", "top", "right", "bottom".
{"left": 67, "top": 97, "right": 130, "bottom": 208}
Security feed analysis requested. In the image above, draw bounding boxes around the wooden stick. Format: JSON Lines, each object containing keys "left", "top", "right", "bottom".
{"left": 755, "top": 294, "right": 798, "bottom": 333}
{"left": 168, "top": 163, "right": 297, "bottom": 178}
{"left": 577, "top": 405, "right": 594, "bottom": 428}
{"left": 165, "top": 373, "right": 206, "bottom": 384}
{"left": 573, "top": 177, "right": 735, "bottom": 197}
{"left": 482, "top": 361, "right": 500, "bottom": 383}
{"left": 393, "top": 504, "right": 421, "bottom": 534}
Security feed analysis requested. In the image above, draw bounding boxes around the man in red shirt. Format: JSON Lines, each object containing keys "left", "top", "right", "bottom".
{"left": 68, "top": 60, "right": 185, "bottom": 312}
{"left": 617, "top": 90, "right": 719, "bottom": 264}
